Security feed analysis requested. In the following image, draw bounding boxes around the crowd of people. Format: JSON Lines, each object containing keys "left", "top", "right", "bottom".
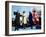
{"left": 12, "top": 9, "right": 41, "bottom": 31}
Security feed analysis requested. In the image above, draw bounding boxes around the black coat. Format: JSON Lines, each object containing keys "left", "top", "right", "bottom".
{"left": 29, "top": 12, "right": 34, "bottom": 27}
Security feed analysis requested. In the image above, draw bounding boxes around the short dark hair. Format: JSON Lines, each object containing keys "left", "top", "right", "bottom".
{"left": 32, "top": 10, "right": 36, "bottom": 12}
{"left": 23, "top": 11, "right": 25, "bottom": 13}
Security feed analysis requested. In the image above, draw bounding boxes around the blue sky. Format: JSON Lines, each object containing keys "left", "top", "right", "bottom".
{"left": 12, "top": 6, "right": 32, "bottom": 13}
{"left": 12, "top": 5, "right": 41, "bottom": 19}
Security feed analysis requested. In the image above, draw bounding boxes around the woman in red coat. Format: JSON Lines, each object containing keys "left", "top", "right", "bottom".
{"left": 32, "top": 10, "right": 41, "bottom": 29}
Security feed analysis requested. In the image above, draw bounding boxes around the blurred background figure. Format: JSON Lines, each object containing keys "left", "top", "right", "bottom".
{"left": 13, "top": 11, "right": 20, "bottom": 30}
{"left": 35, "top": 11, "right": 41, "bottom": 29}
{"left": 29, "top": 11, "right": 33, "bottom": 29}
{"left": 22, "top": 11, "right": 27, "bottom": 29}
{"left": 32, "top": 10, "right": 36, "bottom": 26}
{"left": 32, "top": 9, "right": 41, "bottom": 29}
